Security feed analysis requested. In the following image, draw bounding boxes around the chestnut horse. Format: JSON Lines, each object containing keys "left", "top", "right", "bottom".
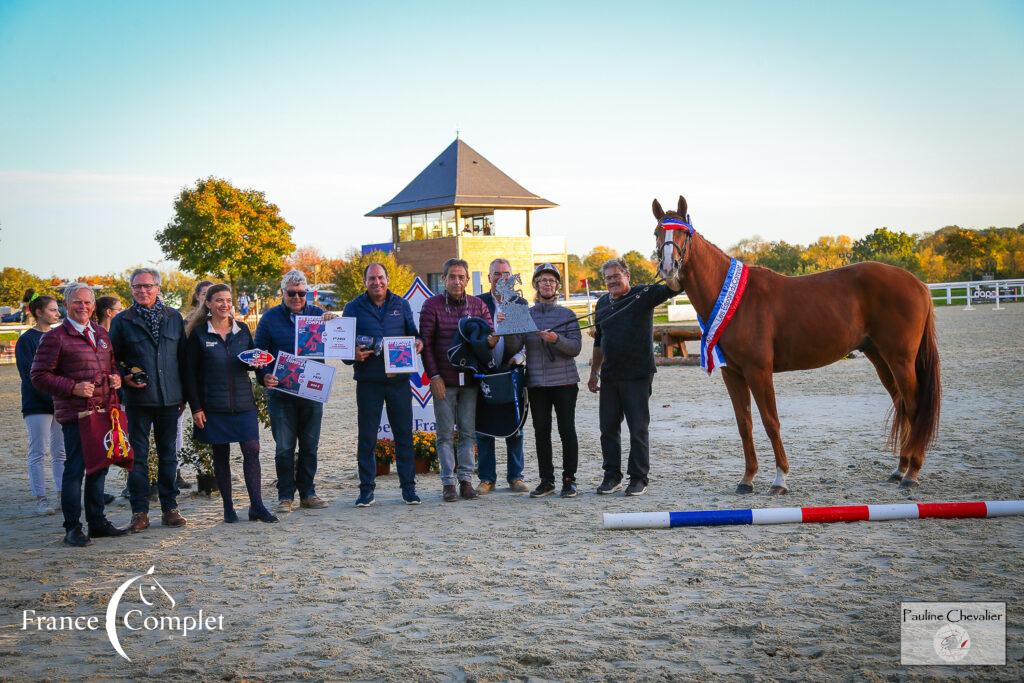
{"left": 654, "top": 196, "right": 940, "bottom": 493}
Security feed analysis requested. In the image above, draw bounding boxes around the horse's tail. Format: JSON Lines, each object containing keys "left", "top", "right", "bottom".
{"left": 903, "top": 306, "right": 941, "bottom": 456}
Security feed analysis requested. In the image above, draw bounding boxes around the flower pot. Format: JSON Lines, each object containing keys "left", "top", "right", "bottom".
{"left": 376, "top": 462, "right": 391, "bottom": 476}
{"left": 195, "top": 473, "right": 218, "bottom": 495}
{"left": 414, "top": 458, "right": 432, "bottom": 474}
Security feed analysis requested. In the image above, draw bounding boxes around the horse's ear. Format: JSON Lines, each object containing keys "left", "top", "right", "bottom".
{"left": 652, "top": 199, "right": 665, "bottom": 220}
{"left": 677, "top": 195, "right": 688, "bottom": 216}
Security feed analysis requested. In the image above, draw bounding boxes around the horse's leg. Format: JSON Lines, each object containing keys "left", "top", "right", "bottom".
{"left": 863, "top": 346, "right": 908, "bottom": 482}
{"left": 887, "top": 358, "right": 922, "bottom": 489}
{"left": 721, "top": 367, "right": 757, "bottom": 494}
{"left": 747, "top": 370, "right": 790, "bottom": 494}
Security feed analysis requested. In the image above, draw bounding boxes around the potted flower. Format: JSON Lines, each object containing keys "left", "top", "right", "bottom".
{"left": 375, "top": 438, "right": 395, "bottom": 476}
{"left": 412, "top": 431, "right": 438, "bottom": 474}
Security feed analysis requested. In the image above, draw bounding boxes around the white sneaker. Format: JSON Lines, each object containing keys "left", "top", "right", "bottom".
{"left": 35, "top": 498, "right": 55, "bottom": 515}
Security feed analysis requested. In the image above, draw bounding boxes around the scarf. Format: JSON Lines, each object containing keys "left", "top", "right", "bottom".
{"left": 133, "top": 300, "right": 165, "bottom": 341}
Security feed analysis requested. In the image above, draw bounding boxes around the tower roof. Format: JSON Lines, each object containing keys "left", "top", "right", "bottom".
{"left": 366, "top": 139, "right": 557, "bottom": 217}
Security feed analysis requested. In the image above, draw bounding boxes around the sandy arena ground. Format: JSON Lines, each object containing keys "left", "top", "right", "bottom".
{"left": 0, "top": 304, "right": 1021, "bottom": 680}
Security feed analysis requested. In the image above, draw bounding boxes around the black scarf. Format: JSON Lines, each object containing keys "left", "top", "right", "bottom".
{"left": 133, "top": 300, "right": 164, "bottom": 341}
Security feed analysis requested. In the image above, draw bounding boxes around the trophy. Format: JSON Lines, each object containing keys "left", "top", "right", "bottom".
{"left": 493, "top": 274, "right": 538, "bottom": 336}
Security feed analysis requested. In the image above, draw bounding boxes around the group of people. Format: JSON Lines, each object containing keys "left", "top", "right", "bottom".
{"left": 16, "top": 254, "right": 680, "bottom": 547}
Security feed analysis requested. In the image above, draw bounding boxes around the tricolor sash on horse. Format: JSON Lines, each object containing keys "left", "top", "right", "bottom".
{"left": 697, "top": 258, "right": 749, "bottom": 374}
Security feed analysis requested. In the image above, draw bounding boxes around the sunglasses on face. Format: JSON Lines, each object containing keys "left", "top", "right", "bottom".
{"left": 285, "top": 290, "right": 308, "bottom": 298}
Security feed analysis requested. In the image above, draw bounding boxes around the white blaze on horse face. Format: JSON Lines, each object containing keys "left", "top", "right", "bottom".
{"left": 772, "top": 467, "right": 788, "bottom": 490}
{"left": 661, "top": 229, "right": 676, "bottom": 275}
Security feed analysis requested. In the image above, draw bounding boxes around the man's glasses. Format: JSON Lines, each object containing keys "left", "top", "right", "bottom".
{"left": 537, "top": 278, "right": 559, "bottom": 285}
{"left": 285, "top": 290, "right": 308, "bottom": 298}
{"left": 131, "top": 284, "right": 158, "bottom": 291}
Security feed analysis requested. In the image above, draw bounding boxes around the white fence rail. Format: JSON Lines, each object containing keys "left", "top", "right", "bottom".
{"left": 927, "top": 278, "right": 1024, "bottom": 310}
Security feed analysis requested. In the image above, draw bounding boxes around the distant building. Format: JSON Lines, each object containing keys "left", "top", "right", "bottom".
{"left": 365, "top": 139, "right": 568, "bottom": 299}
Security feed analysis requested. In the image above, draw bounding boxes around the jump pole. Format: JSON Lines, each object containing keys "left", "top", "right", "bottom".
{"left": 603, "top": 501, "right": 1024, "bottom": 530}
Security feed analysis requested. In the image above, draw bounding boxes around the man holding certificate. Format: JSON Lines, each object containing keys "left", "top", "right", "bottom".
{"left": 343, "top": 263, "right": 423, "bottom": 507}
{"left": 254, "top": 270, "right": 338, "bottom": 513}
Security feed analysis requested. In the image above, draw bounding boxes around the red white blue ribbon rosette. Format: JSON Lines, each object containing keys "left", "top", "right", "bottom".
{"left": 696, "top": 258, "right": 749, "bottom": 374}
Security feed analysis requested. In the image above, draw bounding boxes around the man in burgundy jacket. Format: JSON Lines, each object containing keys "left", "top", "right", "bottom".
{"left": 419, "top": 258, "right": 498, "bottom": 502}
{"left": 31, "top": 283, "right": 128, "bottom": 547}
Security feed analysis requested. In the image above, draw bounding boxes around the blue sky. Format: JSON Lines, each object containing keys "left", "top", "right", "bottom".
{"left": 1, "top": 0, "right": 1022, "bottom": 276}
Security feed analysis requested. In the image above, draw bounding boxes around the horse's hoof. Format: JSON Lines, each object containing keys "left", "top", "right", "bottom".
{"left": 887, "top": 472, "right": 903, "bottom": 483}
{"left": 736, "top": 483, "right": 754, "bottom": 494}
{"left": 899, "top": 478, "right": 919, "bottom": 490}
{"left": 769, "top": 485, "right": 789, "bottom": 495}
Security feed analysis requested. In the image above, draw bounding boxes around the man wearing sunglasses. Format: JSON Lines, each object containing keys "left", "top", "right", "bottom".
{"left": 255, "top": 269, "right": 337, "bottom": 513}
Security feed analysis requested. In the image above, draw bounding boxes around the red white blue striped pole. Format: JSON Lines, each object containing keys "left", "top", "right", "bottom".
{"left": 602, "top": 501, "right": 1024, "bottom": 530}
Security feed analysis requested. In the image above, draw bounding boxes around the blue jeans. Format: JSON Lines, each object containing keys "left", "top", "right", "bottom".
{"left": 434, "top": 386, "right": 477, "bottom": 486}
{"left": 128, "top": 405, "right": 180, "bottom": 514}
{"left": 357, "top": 379, "right": 415, "bottom": 494}
{"left": 268, "top": 392, "right": 323, "bottom": 500}
{"left": 61, "top": 423, "right": 109, "bottom": 531}
{"left": 476, "top": 432, "right": 525, "bottom": 484}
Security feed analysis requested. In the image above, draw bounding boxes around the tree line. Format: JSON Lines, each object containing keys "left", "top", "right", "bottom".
{"left": 4, "top": 175, "right": 1020, "bottom": 312}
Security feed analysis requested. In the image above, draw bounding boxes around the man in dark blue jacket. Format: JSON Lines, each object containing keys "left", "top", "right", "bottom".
{"left": 109, "top": 268, "right": 188, "bottom": 532}
{"left": 254, "top": 269, "right": 336, "bottom": 513}
{"left": 343, "top": 263, "right": 422, "bottom": 507}
{"left": 475, "top": 259, "right": 528, "bottom": 495}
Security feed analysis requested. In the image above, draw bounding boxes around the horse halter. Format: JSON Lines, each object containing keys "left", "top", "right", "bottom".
{"left": 656, "top": 213, "right": 695, "bottom": 283}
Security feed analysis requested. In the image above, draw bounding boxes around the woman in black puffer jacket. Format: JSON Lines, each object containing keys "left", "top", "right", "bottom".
{"left": 183, "top": 284, "right": 277, "bottom": 524}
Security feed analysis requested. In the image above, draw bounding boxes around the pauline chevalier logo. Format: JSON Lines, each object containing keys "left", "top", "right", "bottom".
{"left": 22, "top": 566, "right": 224, "bottom": 662}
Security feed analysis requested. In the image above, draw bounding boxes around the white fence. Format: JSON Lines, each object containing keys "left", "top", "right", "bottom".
{"left": 927, "top": 278, "right": 1024, "bottom": 310}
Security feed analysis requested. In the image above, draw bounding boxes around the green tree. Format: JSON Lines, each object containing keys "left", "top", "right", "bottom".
{"left": 334, "top": 249, "right": 415, "bottom": 307}
{"left": 852, "top": 227, "right": 919, "bottom": 272}
{"left": 156, "top": 177, "right": 295, "bottom": 297}
{"left": 622, "top": 250, "right": 658, "bottom": 283}
{"left": 0, "top": 267, "right": 54, "bottom": 307}
{"left": 757, "top": 241, "right": 806, "bottom": 275}
{"left": 941, "top": 228, "right": 984, "bottom": 280}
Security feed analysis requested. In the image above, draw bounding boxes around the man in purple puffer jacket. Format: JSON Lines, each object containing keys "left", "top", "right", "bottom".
{"left": 419, "top": 258, "right": 497, "bottom": 502}
{"left": 31, "top": 283, "right": 128, "bottom": 547}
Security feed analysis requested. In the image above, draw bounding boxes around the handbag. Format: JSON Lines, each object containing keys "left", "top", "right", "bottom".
{"left": 80, "top": 380, "right": 134, "bottom": 475}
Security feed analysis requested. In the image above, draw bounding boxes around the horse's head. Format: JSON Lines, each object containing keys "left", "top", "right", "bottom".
{"left": 653, "top": 195, "right": 694, "bottom": 280}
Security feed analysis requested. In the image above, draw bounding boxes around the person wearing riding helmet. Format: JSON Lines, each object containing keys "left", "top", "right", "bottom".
{"left": 524, "top": 264, "right": 582, "bottom": 498}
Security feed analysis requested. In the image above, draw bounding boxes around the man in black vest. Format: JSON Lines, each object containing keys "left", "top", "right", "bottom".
{"left": 109, "top": 268, "right": 189, "bottom": 531}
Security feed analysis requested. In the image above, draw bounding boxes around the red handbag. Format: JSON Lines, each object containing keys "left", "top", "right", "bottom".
{"left": 80, "top": 381, "right": 134, "bottom": 475}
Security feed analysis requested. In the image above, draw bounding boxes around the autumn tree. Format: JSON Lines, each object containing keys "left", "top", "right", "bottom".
{"left": 567, "top": 254, "right": 584, "bottom": 292}
{"left": 582, "top": 246, "right": 619, "bottom": 287}
{"left": 156, "top": 177, "right": 295, "bottom": 297}
{"left": 802, "top": 235, "right": 852, "bottom": 272}
{"left": 0, "top": 267, "right": 54, "bottom": 306}
{"left": 728, "top": 236, "right": 770, "bottom": 263}
{"left": 334, "top": 249, "right": 415, "bottom": 306}
{"left": 622, "top": 250, "right": 658, "bottom": 283}
{"left": 285, "top": 245, "right": 345, "bottom": 285}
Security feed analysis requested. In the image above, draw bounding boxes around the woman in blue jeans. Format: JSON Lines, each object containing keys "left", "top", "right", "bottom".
{"left": 16, "top": 295, "right": 66, "bottom": 515}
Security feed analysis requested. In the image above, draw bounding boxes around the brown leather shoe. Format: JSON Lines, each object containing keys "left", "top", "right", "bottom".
{"left": 161, "top": 509, "right": 187, "bottom": 527}
{"left": 442, "top": 485, "right": 458, "bottom": 502}
{"left": 459, "top": 481, "right": 478, "bottom": 500}
{"left": 128, "top": 512, "right": 149, "bottom": 533}
{"left": 476, "top": 481, "right": 495, "bottom": 496}
{"left": 300, "top": 495, "right": 328, "bottom": 509}
{"left": 509, "top": 479, "right": 530, "bottom": 493}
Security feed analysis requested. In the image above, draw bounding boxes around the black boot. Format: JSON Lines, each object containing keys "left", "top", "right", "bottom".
{"left": 248, "top": 507, "right": 279, "bottom": 523}
{"left": 63, "top": 527, "right": 92, "bottom": 547}
{"left": 88, "top": 521, "right": 129, "bottom": 538}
